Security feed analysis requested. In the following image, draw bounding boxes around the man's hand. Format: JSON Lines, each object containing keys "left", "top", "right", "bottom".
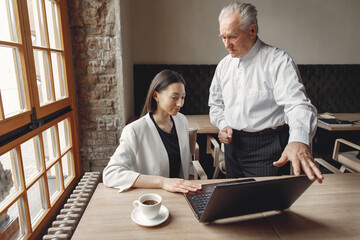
{"left": 218, "top": 126, "right": 233, "bottom": 144}
{"left": 273, "top": 142, "right": 324, "bottom": 183}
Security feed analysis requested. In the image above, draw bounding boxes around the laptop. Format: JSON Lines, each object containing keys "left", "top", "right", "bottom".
{"left": 183, "top": 175, "right": 313, "bottom": 222}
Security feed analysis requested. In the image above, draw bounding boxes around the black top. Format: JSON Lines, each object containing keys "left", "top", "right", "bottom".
{"left": 150, "top": 113, "right": 181, "bottom": 178}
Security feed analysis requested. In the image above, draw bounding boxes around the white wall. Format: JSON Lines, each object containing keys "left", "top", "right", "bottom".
{"left": 131, "top": 0, "right": 360, "bottom": 64}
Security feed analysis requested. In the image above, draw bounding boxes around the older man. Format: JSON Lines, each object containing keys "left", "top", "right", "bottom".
{"left": 209, "top": 2, "right": 323, "bottom": 182}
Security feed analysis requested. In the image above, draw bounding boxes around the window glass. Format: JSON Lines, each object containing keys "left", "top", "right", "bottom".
{"left": 0, "top": 151, "right": 20, "bottom": 208}
{"left": 1, "top": 201, "right": 26, "bottom": 239}
{"left": 51, "top": 52, "right": 66, "bottom": 100}
{"left": 42, "top": 126, "right": 58, "bottom": 166}
{"left": 27, "top": 0, "right": 46, "bottom": 47}
{"left": 0, "top": 46, "right": 27, "bottom": 118}
{"left": 0, "top": 0, "right": 17, "bottom": 42}
{"left": 61, "top": 151, "right": 73, "bottom": 186}
{"left": 33, "top": 50, "right": 53, "bottom": 105}
{"left": 45, "top": 0, "right": 61, "bottom": 49}
{"left": 47, "top": 163, "right": 61, "bottom": 204}
{"left": 20, "top": 136, "right": 42, "bottom": 184}
{"left": 27, "top": 179, "right": 46, "bottom": 226}
{"left": 58, "top": 118, "right": 70, "bottom": 154}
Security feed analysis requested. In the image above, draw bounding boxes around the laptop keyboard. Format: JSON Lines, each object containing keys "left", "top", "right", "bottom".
{"left": 191, "top": 193, "right": 212, "bottom": 212}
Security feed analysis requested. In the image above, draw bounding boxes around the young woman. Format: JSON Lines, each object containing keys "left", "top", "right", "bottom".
{"left": 103, "top": 70, "right": 202, "bottom": 193}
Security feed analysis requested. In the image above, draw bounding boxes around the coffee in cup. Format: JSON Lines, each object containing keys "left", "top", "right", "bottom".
{"left": 133, "top": 193, "right": 162, "bottom": 219}
{"left": 142, "top": 200, "right": 158, "bottom": 205}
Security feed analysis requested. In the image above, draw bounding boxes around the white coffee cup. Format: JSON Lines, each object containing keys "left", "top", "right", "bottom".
{"left": 133, "top": 193, "right": 162, "bottom": 219}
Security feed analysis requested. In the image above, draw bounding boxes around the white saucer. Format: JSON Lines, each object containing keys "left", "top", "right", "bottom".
{"left": 131, "top": 205, "right": 169, "bottom": 227}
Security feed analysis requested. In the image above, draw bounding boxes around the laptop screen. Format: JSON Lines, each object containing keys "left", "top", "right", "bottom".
{"left": 184, "top": 176, "right": 313, "bottom": 222}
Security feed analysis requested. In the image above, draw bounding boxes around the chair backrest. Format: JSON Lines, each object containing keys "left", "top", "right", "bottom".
{"left": 188, "top": 128, "right": 198, "bottom": 156}
{"left": 316, "top": 138, "right": 360, "bottom": 174}
{"left": 188, "top": 128, "right": 207, "bottom": 180}
{"left": 206, "top": 135, "right": 226, "bottom": 178}
{"left": 333, "top": 139, "right": 360, "bottom": 173}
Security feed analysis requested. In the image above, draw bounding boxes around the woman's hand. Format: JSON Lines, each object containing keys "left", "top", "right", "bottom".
{"left": 160, "top": 178, "right": 202, "bottom": 193}
{"left": 133, "top": 175, "right": 202, "bottom": 193}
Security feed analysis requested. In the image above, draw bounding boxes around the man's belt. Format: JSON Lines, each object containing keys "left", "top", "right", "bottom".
{"left": 233, "top": 125, "right": 288, "bottom": 137}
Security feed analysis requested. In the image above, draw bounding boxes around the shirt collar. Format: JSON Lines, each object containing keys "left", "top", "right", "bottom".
{"left": 238, "top": 37, "right": 262, "bottom": 68}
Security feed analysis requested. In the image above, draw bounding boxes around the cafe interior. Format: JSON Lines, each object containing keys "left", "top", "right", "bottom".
{"left": 0, "top": 0, "right": 359, "bottom": 239}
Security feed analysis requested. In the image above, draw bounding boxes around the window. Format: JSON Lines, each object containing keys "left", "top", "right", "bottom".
{"left": 0, "top": 1, "right": 80, "bottom": 239}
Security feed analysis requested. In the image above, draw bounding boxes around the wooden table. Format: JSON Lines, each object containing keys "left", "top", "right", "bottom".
{"left": 187, "top": 113, "right": 360, "bottom": 132}
{"left": 186, "top": 115, "right": 218, "bottom": 134}
{"left": 318, "top": 113, "right": 360, "bottom": 131}
{"left": 72, "top": 174, "right": 360, "bottom": 240}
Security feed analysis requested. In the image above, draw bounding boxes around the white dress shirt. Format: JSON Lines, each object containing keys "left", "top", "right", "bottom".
{"left": 103, "top": 113, "right": 193, "bottom": 192}
{"left": 209, "top": 38, "right": 317, "bottom": 145}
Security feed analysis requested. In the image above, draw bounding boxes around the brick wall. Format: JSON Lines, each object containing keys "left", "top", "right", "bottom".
{"left": 68, "top": 0, "right": 125, "bottom": 172}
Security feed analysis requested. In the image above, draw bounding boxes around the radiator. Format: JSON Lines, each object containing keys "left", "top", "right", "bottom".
{"left": 42, "top": 172, "right": 101, "bottom": 240}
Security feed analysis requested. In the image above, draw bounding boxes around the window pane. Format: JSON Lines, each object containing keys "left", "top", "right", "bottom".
{"left": 27, "top": 0, "right": 46, "bottom": 47}
{"left": 34, "top": 50, "right": 53, "bottom": 105}
{"left": 51, "top": 52, "right": 66, "bottom": 100}
{"left": 61, "top": 151, "right": 73, "bottom": 185}
{"left": 45, "top": 0, "right": 61, "bottom": 49}
{"left": 47, "top": 163, "right": 61, "bottom": 204}
{"left": 0, "top": 0, "right": 18, "bottom": 42}
{"left": 42, "top": 126, "right": 58, "bottom": 166}
{"left": 27, "top": 179, "right": 46, "bottom": 226}
{"left": 0, "top": 46, "right": 27, "bottom": 118}
{"left": 58, "top": 118, "right": 70, "bottom": 154}
{"left": 0, "top": 151, "right": 20, "bottom": 209}
{"left": 1, "top": 201, "right": 25, "bottom": 240}
{"left": 20, "top": 136, "right": 42, "bottom": 184}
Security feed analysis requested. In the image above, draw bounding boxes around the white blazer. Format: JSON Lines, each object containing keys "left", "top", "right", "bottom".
{"left": 103, "top": 112, "right": 193, "bottom": 192}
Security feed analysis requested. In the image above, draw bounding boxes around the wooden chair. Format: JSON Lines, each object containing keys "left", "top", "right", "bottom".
{"left": 206, "top": 135, "right": 226, "bottom": 179}
{"left": 315, "top": 138, "right": 360, "bottom": 173}
{"left": 189, "top": 128, "right": 207, "bottom": 180}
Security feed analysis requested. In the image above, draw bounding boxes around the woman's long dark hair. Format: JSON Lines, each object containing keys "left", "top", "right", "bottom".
{"left": 140, "top": 70, "right": 186, "bottom": 117}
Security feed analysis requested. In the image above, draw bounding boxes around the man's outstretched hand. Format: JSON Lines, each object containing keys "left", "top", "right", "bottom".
{"left": 273, "top": 142, "right": 324, "bottom": 183}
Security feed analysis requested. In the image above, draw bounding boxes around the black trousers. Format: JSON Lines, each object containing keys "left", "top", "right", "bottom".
{"left": 225, "top": 127, "right": 290, "bottom": 178}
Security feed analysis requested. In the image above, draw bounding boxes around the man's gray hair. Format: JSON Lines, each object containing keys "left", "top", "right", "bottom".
{"left": 218, "top": 2, "right": 258, "bottom": 33}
